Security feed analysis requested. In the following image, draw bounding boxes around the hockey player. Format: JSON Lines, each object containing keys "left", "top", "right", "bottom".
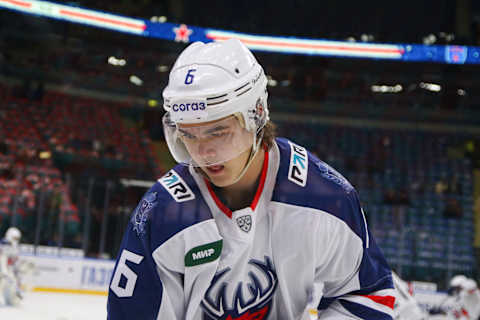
{"left": 0, "top": 227, "right": 23, "bottom": 306}
{"left": 107, "top": 39, "right": 395, "bottom": 319}
{"left": 447, "top": 275, "right": 480, "bottom": 319}
{"left": 391, "top": 272, "right": 428, "bottom": 320}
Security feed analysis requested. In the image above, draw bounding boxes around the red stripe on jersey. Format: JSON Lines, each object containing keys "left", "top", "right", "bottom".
{"left": 205, "top": 181, "right": 232, "bottom": 218}
{"left": 360, "top": 295, "right": 395, "bottom": 309}
{"left": 250, "top": 146, "right": 268, "bottom": 211}
{"left": 205, "top": 147, "right": 268, "bottom": 218}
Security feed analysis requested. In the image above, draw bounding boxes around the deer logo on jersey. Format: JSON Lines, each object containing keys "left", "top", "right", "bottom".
{"left": 201, "top": 256, "right": 277, "bottom": 320}
{"left": 236, "top": 215, "right": 252, "bottom": 233}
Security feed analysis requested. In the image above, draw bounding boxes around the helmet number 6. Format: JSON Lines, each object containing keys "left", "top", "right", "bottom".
{"left": 184, "top": 69, "right": 196, "bottom": 85}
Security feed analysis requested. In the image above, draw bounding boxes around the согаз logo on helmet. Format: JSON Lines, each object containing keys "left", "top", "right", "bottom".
{"left": 172, "top": 102, "right": 206, "bottom": 112}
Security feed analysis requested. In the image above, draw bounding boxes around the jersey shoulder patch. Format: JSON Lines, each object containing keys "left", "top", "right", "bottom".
{"left": 287, "top": 140, "right": 308, "bottom": 187}
{"left": 146, "top": 166, "right": 213, "bottom": 246}
{"left": 275, "top": 137, "right": 353, "bottom": 193}
{"left": 158, "top": 168, "right": 195, "bottom": 202}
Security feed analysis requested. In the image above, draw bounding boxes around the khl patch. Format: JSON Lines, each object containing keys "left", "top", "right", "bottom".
{"left": 236, "top": 215, "right": 252, "bottom": 233}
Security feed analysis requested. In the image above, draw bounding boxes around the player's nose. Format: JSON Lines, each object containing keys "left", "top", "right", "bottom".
{"left": 196, "top": 140, "right": 217, "bottom": 159}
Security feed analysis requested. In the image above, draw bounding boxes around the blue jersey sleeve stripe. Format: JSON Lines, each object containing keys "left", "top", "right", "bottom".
{"left": 339, "top": 299, "right": 393, "bottom": 320}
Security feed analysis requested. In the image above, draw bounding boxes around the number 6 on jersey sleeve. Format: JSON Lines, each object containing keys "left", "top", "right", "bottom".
{"left": 110, "top": 249, "right": 144, "bottom": 298}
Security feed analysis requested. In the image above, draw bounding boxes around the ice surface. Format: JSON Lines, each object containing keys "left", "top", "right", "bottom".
{"left": 0, "top": 291, "right": 107, "bottom": 320}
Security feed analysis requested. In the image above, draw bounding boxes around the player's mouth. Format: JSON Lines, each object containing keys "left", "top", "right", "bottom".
{"left": 205, "top": 164, "right": 225, "bottom": 175}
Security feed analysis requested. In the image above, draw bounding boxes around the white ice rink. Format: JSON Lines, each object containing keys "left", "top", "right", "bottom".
{"left": 0, "top": 291, "right": 107, "bottom": 320}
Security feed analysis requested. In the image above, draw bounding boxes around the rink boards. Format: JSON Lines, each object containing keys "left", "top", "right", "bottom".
{"left": 18, "top": 254, "right": 455, "bottom": 310}
{"left": 19, "top": 254, "right": 452, "bottom": 299}
{"left": 20, "top": 253, "right": 115, "bottom": 295}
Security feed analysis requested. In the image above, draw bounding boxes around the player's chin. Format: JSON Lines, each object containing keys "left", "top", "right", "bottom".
{"left": 210, "top": 177, "right": 235, "bottom": 187}
{"left": 205, "top": 166, "right": 237, "bottom": 187}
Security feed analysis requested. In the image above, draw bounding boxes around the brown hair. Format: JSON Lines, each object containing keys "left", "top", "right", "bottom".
{"left": 261, "top": 120, "right": 277, "bottom": 150}
{"left": 234, "top": 112, "right": 276, "bottom": 150}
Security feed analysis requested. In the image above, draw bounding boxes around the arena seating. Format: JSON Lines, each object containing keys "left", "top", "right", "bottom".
{"left": 0, "top": 72, "right": 477, "bottom": 282}
{"left": 0, "top": 85, "right": 163, "bottom": 245}
{"left": 276, "top": 119, "right": 476, "bottom": 283}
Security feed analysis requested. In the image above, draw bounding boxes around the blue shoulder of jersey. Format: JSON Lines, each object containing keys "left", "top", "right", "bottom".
{"left": 130, "top": 164, "right": 213, "bottom": 249}
{"left": 274, "top": 138, "right": 393, "bottom": 292}
{"left": 273, "top": 137, "right": 365, "bottom": 240}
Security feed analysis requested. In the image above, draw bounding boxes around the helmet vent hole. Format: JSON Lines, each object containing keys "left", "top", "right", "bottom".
{"left": 235, "top": 68, "right": 240, "bottom": 74}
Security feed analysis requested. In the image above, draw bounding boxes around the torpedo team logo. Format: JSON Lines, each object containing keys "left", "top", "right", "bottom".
{"left": 201, "top": 256, "right": 277, "bottom": 320}
{"left": 250, "top": 98, "right": 266, "bottom": 129}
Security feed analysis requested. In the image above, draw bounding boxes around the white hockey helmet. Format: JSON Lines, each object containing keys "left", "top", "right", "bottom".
{"left": 162, "top": 39, "right": 269, "bottom": 167}
{"left": 5, "top": 227, "right": 21, "bottom": 245}
{"left": 463, "top": 278, "right": 478, "bottom": 291}
{"left": 450, "top": 274, "right": 468, "bottom": 288}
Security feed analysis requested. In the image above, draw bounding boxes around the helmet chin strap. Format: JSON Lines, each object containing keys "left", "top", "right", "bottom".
{"left": 195, "top": 130, "right": 264, "bottom": 186}
{"left": 228, "top": 130, "right": 264, "bottom": 185}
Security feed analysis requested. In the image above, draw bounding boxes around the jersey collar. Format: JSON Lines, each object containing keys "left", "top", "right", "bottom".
{"left": 204, "top": 147, "right": 269, "bottom": 219}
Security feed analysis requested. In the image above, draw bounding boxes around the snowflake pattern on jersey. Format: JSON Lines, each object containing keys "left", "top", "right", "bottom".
{"left": 131, "top": 191, "right": 157, "bottom": 236}
{"left": 315, "top": 160, "right": 353, "bottom": 193}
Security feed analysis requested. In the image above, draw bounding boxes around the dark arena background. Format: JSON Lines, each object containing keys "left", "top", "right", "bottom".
{"left": 1, "top": 0, "right": 480, "bottom": 318}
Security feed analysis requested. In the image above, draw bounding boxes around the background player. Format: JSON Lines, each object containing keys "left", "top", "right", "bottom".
{"left": 0, "top": 227, "right": 23, "bottom": 306}
{"left": 445, "top": 275, "right": 480, "bottom": 319}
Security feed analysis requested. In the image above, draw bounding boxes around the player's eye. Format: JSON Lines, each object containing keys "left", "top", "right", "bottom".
{"left": 180, "top": 131, "right": 196, "bottom": 140}
{"left": 209, "top": 131, "right": 228, "bottom": 138}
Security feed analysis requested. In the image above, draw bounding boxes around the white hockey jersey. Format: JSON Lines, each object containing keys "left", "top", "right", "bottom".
{"left": 0, "top": 239, "right": 19, "bottom": 278}
{"left": 449, "top": 286, "right": 480, "bottom": 319}
{"left": 107, "top": 138, "right": 395, "bottom": 319}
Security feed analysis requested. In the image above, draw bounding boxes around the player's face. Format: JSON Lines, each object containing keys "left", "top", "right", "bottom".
{"left": 202, "top": 144, "right": 253, "bottom": 187}
{"left": 178, "top": 115, "right": 254, "bottom": 186}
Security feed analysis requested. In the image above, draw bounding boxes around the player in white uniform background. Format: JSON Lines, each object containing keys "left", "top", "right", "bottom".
{"left": 108, "top": 39, "right": 395, "bottom": 319}
{"left": 0, "top": 227, "right": 23, "bottom": 306}
{"left": 445, "top": 275, "right": 480, "bottom": 319}
{"left": 391, "top": 272, "right": 428, "bottom": 320}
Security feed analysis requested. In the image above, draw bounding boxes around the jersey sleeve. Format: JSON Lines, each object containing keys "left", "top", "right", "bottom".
{"left": 316, "top": 190, "right": 395, "bottom": 320}
{"left": 107, "top": 190, "right": 184, "bottom": 320}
